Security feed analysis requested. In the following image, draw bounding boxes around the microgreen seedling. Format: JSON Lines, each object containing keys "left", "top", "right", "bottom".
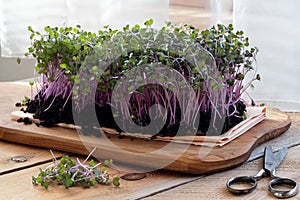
{"left": 29, "top": 81, "right": 34, "bottom": 99}
{"left": 21, "top": 96, "right": 30, "bottom": 106}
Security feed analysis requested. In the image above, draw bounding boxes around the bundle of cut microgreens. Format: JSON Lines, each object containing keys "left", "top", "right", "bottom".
{"left": 32, "top": 148, "right": 120, "bottom": 189}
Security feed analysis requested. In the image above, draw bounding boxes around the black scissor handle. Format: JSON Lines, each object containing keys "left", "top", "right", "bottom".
{"left": 269, "top": 177, "right": 298, "bottom": 198}
{"left": 226, "top": 176, "right": 257, "bottom": 194}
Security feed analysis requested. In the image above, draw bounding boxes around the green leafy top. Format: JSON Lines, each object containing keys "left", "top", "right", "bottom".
{"left": 198, "top": 24, "right": 258, "bottom": 77}
{"left": 25, "top": 25, "right": 116, "bottom": 82}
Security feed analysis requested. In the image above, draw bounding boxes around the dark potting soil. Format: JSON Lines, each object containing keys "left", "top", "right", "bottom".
{"left": 19, "top": 95, "right": 246, "bottom": 138}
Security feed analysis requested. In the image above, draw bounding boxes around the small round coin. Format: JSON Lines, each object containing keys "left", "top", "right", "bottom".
{"left": 11, "top": 156, "right": 27, "bottom": 163}
{"left": 121, "top": 173, "right": 147, "bottom": 181}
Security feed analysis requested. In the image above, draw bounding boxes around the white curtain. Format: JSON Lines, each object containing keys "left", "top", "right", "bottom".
{"left": 0, "top": 0, "right": 169, "bottom": 57}
{"left": 233, "top": 0, "right": 300, "bottom": 111}
{"left": 210, "top": 0, "right": 232, "bottom": 25}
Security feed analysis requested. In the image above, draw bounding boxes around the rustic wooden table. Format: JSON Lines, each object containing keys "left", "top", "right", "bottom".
{"left": 1, "top": 82, "right": 300, "bottom": 199}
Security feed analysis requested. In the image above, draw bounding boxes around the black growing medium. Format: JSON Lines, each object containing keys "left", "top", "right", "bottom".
{"left": 20, "top": 92, "right": 246, "bottom": 137}
{"left": 17, "top": 21, "right": 259, "bottom": 138}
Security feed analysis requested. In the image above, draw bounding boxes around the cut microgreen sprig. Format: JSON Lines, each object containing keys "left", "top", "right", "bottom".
{"left": 32, "top": 148, "right": 120, "bottom": 189}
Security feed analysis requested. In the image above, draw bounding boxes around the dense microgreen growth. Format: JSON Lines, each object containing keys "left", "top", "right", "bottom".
{"left": 197, "top": 24, "right": 260, "bottom": 108}
{"left": 24, "top": 25, "right": 116, "bottom": 103}
{"left": 27, "top": 25, "right": 114, "bottom": 77}
{"left": 73, "top": 19, "right": 220, "bottom": 132}
{"left": 19, "top": 20, "right": 260, "bottom": 135}
{"left": 32, "top": 149, "right": 120, "bottom": 189}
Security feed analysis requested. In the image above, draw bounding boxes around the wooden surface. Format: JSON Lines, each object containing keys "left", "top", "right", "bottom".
{"left": 0, "top": 82, "right": 292, "bottom": 174}
{"left": 144, "top": 144, "right": 300, "bottom": 200}
{"left": 0, "top": 113, "right": 300, "bottom": 199}
{"left": 0, "top": 140, "right": 65, "bottom": 175}
{"left": 0, "top": 141, "right": 199, "bottom": 200}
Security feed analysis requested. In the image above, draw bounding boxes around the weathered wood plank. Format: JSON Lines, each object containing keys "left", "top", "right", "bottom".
{"left": 248, "top": 113, "right": 300, "bottom": 161}
{"left": 0, "top": 140, "right": 66, "bottom": 175}
{"left": 0, "top": 160, "right": 199, "bottom": 200}
{"left": 144, "top": 144, "right": 300, "bottom": 199}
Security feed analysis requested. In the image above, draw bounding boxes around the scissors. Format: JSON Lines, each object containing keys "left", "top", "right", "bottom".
{"left": 226, "top": 145, "right": 298, "bottom": 198}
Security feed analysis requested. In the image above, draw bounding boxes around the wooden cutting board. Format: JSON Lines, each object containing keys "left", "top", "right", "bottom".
{"left": 0, "top": 82, "right": 291, "bottom": 174}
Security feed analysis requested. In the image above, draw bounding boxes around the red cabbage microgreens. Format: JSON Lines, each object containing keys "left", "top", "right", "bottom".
{"left": 23, "top": 25, "right": 116, "bottom": 110}
{"left": 20, "top": 20, "right": 259, "bottom": 135}
{"left": 197, "top": 24, "right": 260, "bottom": 116}
{"left": 74, "top": 20, "right": 228, "bottom": 129}
{"left": 32, "top": 148, "right": 120, "bottom": 189}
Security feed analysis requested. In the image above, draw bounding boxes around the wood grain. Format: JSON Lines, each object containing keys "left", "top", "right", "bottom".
{"left": 0, "top": 160, "right": 199, "bottom": 200}
{"left": 0, "top": 82, "right": 292, "bottom": 174}
{"left": 0, "top": 140, "right": 65, "bottom": 174}
{"left": 144, "top": 144, "right": 300, "bottom": 200}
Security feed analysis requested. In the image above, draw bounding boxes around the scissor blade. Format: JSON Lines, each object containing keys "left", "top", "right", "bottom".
{"left": 264, "top": 146, "right": 288, "bottom": 173}
{"left": 274, "top": 147, "right": 288, "bottom": 168}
